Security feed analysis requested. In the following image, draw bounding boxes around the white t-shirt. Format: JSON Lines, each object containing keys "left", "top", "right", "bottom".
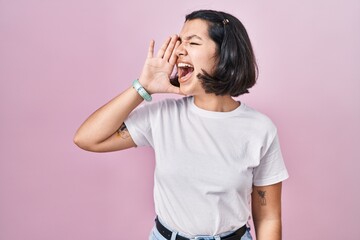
{"left": 124, "top": 96, "right": 289, "bottom": 236}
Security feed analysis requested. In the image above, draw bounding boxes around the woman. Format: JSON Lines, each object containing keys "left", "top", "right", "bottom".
{"left": 74, "top": 10, "right": 289, "bottom": 240}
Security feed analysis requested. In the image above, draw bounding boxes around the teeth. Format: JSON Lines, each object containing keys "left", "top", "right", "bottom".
{"left": 177, "top": 62, "right": 193, "bottom": 68}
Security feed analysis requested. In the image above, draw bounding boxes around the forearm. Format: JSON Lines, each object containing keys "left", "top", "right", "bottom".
{"left": 253, "top": 218, "right": 282, "bottom": 240}
{"left": 252, "top": 183, "right": 283, "bottom": 240}
{"left": 74, "top": 86, "right": 143, "bottom": 149}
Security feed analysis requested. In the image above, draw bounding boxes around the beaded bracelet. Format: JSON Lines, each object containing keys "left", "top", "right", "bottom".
{"left": 132, "top": 79, "right": 152, "bottom": 102}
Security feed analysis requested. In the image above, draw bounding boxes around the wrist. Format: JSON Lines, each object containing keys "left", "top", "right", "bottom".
{"left": 132, "top": 79, "right": 152, "bottom": 102}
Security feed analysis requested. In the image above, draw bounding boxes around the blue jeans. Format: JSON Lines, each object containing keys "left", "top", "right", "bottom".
{"left": 148, "top": 223, "right": 253, "bottom": 240}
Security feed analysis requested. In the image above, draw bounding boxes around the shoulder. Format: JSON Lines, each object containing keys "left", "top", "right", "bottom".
{"left": 241, "top": 104, "right": 278, "bottom": 136}
{"left": 144, "top": 96, "right": 190, "bottom": 111}
{"left": 159, "top": 96, "right": 190, "bottom": 107}
{"left": 133, "top": 96, "right": 190, "bottom": 116}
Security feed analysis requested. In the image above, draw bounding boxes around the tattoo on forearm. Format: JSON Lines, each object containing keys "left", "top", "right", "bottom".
{"left": 117, "top": 123, "right": 130, "bottom": 139}
{"left": 257, "top": 190, "right": 267, "bottom": 206}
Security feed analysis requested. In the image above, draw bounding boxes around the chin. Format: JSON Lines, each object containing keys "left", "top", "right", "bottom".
{"left": 180, "top": 86, "right": 203, "bottom": 97}
{"left": 179, "top": 76, "right": 203, "bottom": 96}
{"left": 179, "top": 86, "right": 191, "bottom": 96}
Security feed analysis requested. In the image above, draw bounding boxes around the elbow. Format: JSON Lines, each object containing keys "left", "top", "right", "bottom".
{"left": 73, "top": 134, "right": 82, "bottom": 148}
{"left": 73, "top": 133, "right": 85, "bottom": 149}
{"left": 73, "top": 133, "right": 94, "bottom": 151}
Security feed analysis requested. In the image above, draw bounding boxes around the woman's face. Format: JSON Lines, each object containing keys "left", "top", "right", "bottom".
{"left": 175, "top": 19, "right": 218, "bottom": 96}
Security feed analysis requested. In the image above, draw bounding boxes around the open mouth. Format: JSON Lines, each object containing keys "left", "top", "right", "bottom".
{"left": 177, "top": 62, "right": 194, "bottom": 83}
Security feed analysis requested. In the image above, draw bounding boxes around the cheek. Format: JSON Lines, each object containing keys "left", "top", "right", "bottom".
{"left": 191, "top": 46, "right": 218, "bottom": 73}
{"left": 199, "top": 54, "right": 217, "bottom": 72}
{"left": 198, "top": 47, "right": 218, "bottom": 69}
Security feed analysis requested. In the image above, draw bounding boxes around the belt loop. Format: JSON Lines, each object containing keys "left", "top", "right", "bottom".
{"left": 214, "top": 236, "right": 221, "bottom": 240}
{"left": 170, "top": 231, "right": 178, "bottom": 240}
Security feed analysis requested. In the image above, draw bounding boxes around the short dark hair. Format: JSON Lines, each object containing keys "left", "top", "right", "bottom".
{"left": 171, "top": 9, "right": 258, "bottom": 97}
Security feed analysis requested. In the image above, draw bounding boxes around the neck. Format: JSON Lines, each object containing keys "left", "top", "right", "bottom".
{"left": 193, "top": 94, "right": 240, "bottom": 112}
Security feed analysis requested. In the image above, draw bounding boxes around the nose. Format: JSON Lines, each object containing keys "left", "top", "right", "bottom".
{"left": 175, "top": 41, "right": 187, "bottom": 57}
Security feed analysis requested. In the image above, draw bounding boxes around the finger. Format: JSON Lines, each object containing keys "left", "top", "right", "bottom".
{"left": 163, "top": 35, "right": 178, "bottom": 61}
{"left": 156, "top": 36, "right": 171, "bottom": 58}
{"left": 147, "top": 40, "right": 155, "bottom": 58}
{"left": 169, "top": 40, "right": 180, "bottom": 66}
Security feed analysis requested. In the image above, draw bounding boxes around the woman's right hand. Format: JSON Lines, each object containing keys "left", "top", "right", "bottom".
{"left": 138, "top": 35, "right": 182, "bottom": 95}
{"left": 74, "top": 36, "right": 182, "bottom": 152}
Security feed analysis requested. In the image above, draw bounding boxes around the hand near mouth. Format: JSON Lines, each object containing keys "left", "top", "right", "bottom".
{"left": 138, "top": 35, "right": 184, "bottom": 95}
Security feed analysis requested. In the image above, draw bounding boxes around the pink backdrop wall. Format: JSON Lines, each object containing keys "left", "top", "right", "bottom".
{"left": 1, "top": 0, "right": 359, "bottom": 239}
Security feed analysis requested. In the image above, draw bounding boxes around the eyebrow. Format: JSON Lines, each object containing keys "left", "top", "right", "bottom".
{"left": 179, "top": 34, "right": 203, "bottom": 41}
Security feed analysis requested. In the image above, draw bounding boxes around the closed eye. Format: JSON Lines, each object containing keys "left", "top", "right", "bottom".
{"left": 190, "top": 42, "right": 200, "bottom": 45}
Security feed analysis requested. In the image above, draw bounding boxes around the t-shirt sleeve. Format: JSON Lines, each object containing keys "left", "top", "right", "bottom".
{"left": 253, "top": 133, "right": 289, "bottom": 186}
{"left": 124, "top": 103, "right": 154, "bottom": 147}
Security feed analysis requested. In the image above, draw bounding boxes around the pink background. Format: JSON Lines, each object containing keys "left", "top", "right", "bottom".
{"left": 0, "top": 0, "right": 359, "bottom": 239}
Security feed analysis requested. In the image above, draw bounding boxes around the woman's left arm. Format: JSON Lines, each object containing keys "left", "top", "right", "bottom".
{"left": 251, "top": 182, "right": 283, "bottom": 240}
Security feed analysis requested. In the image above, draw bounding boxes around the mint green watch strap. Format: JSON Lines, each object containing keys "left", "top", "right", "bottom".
{"left": 132, "top": 79, "right": 152, "bottom": 102}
